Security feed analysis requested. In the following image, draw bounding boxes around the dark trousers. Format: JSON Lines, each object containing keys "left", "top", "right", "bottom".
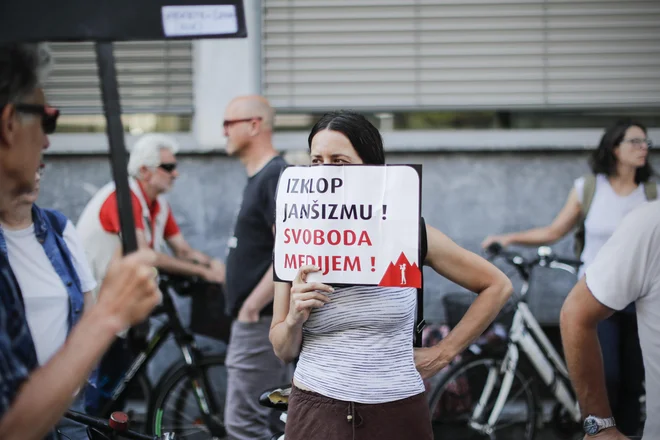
{"left": 598, "top": 308, "right": 645, "bottom": 436}
{"left": 285, "top": 385, "right": 433, "bottom": 440}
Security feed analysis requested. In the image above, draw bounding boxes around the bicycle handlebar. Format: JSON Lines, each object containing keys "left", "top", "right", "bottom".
{"left": 552, "top": 255, "right": 583, "bottom": 267}
{"left": 486, "top": 242, "right": 582, "bottom": 276}
{"left": 64, "top": 410, "right": 174, "bottom": 440}
{"left": 157, "top": 270, "right": 222, "bottom": 297}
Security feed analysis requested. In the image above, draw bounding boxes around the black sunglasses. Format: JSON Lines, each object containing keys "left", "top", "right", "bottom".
{"left": 223, "top": 116, "right": 262, "bottom": 129}
{"left": 158, "top": 163, "right": 177, "bottom": 173}
{"left": 10, "top": 103, "right": 60, "bottom": 134}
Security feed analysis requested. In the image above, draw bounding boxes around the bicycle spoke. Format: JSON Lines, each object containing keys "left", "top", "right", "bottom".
{"left": 477, "top": 376, "right": 534, "bottom": 425}
{"left": 150, "top": 356, "right": 227, "bottom": 439}
{"left": 162, "top": 401, "right": 200, "bottom": 425}
{"left": 430, "top": 357, "right": 536, "bottom": 440}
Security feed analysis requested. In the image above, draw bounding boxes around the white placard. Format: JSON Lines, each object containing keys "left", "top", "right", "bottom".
{"left": 161, "top": 5, "right": 238, "bottom": 37}
{"left": 274, "top": 165, "right": 422, "bottom": 287}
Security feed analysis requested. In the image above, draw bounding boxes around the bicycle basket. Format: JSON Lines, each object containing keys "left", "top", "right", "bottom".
{"left": 442, "top": 292, "right": 516, "bottom": 331}
{"left": 163, "top": 274, "right": 232, "bottom": 343}
{"left": 189, "top": 281, "right": 232, "bottom": 343}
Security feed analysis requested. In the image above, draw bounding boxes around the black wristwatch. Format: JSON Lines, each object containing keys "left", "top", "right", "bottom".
{"left": 583, "top": 415, "right": 616, "bottom": 436}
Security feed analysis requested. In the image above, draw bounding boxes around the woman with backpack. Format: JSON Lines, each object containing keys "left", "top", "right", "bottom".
{"left": 270, "top": 110, "right": 514, "bottom": 439}
{"left": 482, "top": 119, "right": 656, "bottom": 436}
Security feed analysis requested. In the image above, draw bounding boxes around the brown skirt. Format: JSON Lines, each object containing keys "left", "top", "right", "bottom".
{"left": 284, "top": 385, "right": 433, "bottom": 440}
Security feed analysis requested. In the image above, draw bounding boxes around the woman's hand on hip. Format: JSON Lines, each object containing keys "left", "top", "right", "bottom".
{"left": 285, "top": 265, "right": 333, "bottom": 329}
{"left": 414, "top": 346, "right": 451, "bottom": 380}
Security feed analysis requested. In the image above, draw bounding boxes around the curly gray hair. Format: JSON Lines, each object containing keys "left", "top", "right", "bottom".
{"left": 0, "top": 42, "right": 53, "bottom": 108}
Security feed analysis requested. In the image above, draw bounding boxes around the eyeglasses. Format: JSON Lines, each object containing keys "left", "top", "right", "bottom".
{"left": 12, "top": 103, "right": 60, "bottom": 134}
{"left": 623, "top": 138, "right": 653, "bottom": 149}
{"left": 158, "top": 163, "right": 177, "bottom": 173}
{"left": 223, "top": 117, "right": 262, "bottom": 130}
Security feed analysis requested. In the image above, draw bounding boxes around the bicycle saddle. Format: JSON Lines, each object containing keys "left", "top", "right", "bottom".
{"left": 259, "top": 385, "right": 291, "bottom": 411}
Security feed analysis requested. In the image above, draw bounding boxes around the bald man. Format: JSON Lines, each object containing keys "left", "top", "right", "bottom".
{"left": 222, "top": 95, "right": 290, "bottom": 439}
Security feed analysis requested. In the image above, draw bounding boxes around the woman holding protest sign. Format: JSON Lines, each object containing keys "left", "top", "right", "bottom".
{"left": 269, "top": 110, "right": 513, "bottom": 439}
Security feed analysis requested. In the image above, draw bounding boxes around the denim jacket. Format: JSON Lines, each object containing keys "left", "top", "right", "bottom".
{"left": 0, "top": 204, "right": 85, "bottom": 332}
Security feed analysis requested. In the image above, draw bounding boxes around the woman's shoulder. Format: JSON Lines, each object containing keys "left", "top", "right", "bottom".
{"left": 573, "top": 173, "right": 606, "bottom": 204}
{"left": 573, "top": 175, "right": 586, "bottom": 193}
{"left": 573, "top": 173, "right": 600, "bottom": 189}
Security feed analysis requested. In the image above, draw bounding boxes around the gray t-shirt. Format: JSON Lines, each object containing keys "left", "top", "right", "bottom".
{"left": 585, "top": 199, "right": 660, "bottom": 439}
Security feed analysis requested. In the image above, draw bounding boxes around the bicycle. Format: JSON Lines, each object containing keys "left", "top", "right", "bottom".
{"left": 427, "top": 243, "right": 584, "bottom": 439}
{"left": 90, "top": 272, "right": 229, "bottom": 440}
{"left": 64, "top": 409, "right": 175, "bottom": 440}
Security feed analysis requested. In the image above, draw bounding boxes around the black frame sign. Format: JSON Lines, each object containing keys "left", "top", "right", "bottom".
{"left": 0, "top": 1, "right": 246, "bottom": 256}
{"left": 0, "top": 0, "right": 247, "bottom": 42}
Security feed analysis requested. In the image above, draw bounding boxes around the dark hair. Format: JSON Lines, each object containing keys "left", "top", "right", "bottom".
{"left": 0, "top": 43, "right": 51, "bottom": 108}
{"left": 589, "top": 119, "right": 654, "bottom": 183}
{"left": 307, "top": 110, "right": 385, "bottom": 165}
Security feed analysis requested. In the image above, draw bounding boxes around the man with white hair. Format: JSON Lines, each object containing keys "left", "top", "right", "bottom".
{"left": 77, "top": 133, "right": 226, "bottom": 415}
{"left": 77, "top": 133, "right": 225, "bottom": 296}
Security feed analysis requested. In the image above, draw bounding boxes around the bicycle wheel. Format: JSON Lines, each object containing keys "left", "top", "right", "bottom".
{"left": 147, "top": 354, "right": 227, "bottom": 440}
{"left": 428, "top": 354, "right": 538, "bottom": 440}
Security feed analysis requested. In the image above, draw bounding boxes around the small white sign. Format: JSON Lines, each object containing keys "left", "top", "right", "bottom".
{"left": 273, "top": 165, "right": 422, "bottom": 287}
{"left": 161, "top": 5, "right": 238, "bottom": 37}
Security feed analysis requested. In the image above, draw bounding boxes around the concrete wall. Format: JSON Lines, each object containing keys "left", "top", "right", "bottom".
{"left": 39, "top": 150, "right": 660, "bottom": 331}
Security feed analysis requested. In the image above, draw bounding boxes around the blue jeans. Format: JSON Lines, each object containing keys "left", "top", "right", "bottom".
{"left": 56, "top": 392, "right": 88, "bottom": 440}
{"left": 597, "top": 306, "right": 644, "bottom": 436}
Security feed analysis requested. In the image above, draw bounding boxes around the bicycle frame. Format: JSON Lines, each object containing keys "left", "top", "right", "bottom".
{"left": 100, "top": 281, "right": 225, "bottom": 437}
{"left": 101, "top": 319, "right": 173, "bottom": 413}
{"left": 468, "top": 253, "right": 582, "bottom": 435}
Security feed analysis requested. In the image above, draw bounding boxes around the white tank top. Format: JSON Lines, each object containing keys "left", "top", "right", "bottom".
{"left": 293, "top": 285, "right": 426, "bottom": 404}
{"left": 575, "top": 174, "right": 649, "bottom": 278}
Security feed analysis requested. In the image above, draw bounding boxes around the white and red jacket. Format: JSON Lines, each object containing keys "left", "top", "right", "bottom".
{"left": 76, "top": 177, "right": 180, "bottom": 297}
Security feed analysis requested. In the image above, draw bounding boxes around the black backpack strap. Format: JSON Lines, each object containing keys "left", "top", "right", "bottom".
{"left": 415, "top": 217, "right": 428, "bottom": 347}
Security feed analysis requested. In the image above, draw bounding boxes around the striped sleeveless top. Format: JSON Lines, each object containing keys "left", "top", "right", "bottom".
{"left": 293, "top": 285, "right": 425, "bottom": 404}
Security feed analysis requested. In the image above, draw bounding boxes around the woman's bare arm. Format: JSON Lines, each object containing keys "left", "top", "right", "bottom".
{"left": 415, "top": 225, "right": 513, "bottom": 379}
{"left": 482, "top": 188, "right": 582, "bottom": 248}
{"left": 269, "top": 281, "right": 303, "bottom": 363}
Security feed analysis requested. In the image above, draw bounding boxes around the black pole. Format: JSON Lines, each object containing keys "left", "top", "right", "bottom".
{"left": 95, "top": 41, "right": 137, "bottom": 255}
{"left": 94, "top": 42, "right": 151, "bottom": 354}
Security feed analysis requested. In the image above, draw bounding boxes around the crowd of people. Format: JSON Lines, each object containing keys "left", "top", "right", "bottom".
{"left": 0, "top": 41, "right": 658, "bottom": 440}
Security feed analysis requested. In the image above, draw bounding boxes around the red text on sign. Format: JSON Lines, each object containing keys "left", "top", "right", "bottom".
{"left": 284, "top": 254, "right": 362, "bottom": 275}
{"left": 282, "top": 228, "right": 372, "bottom": 246}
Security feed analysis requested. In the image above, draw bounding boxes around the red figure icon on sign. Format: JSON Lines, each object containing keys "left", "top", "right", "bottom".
{"left": 379, "top": 252, "right": 421, "bottom": 288}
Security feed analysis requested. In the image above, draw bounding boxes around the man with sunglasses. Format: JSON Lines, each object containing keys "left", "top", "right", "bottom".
{"left": 222, "top": 95, "right": 290, "bottom": 440}
{"left": 77, "top": 132, "right": 226, "bottom": 299}
{"left": 77, "top": 132, "right": 226, "bottom": 415}
{"left": 0, "top": 42, "right": 161, "bottom": 440}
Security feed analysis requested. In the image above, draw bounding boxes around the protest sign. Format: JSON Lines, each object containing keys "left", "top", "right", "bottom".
{"left": 273, "top": 164, "right": 422, "bottom": 287}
